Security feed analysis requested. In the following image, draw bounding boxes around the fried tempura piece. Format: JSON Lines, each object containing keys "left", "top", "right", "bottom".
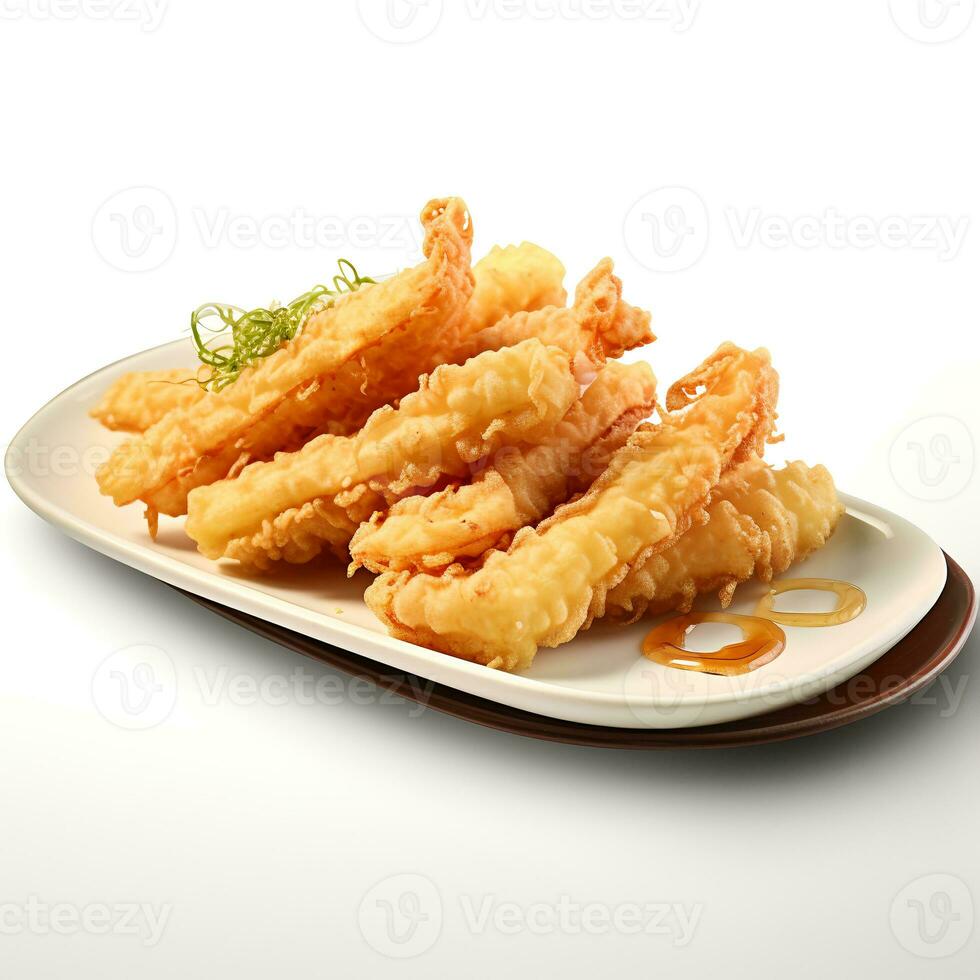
{"left": 144, "top": 253, "right": 638, "bottom": 521}
{"left": 186, "top": 339, "right": 580, "bottom": 564}
{"left": 97, "top": 197, "right": 475, "bottom": 508}
{"left": 133, "top": 239, "right": 567, "bottom": 519}
{"left": 140, "top": 410, "right": 342, "bottom": 518}
{"left": 248, "top": 238, "right": 566, "bottom": 444}
{"left": 602, "top": 458, "right": 844, "bottom": 621}
{"left": 366, "top": 343, "right": 778, "bottom": 671}
{"left": 456, "top": 258, "right": 654, "bottom": 380}
{"left": 349, "top": 361, "right": 658, "bottom": 574}
{"left": 90, "top": 369, "right": 207, "bottom": 433}
{"left": 224, "top": 493, "right": 380, "bottom": 570}
{"left": 465, "top": 242, "right": 566, "bottom": 333}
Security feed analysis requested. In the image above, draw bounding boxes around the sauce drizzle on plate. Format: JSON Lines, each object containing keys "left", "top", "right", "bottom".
{"left": 642, "top": 612, "right": 786, "bottom": 676}
{"left": 755, "top": 578, "right": 866, "bottom": 627}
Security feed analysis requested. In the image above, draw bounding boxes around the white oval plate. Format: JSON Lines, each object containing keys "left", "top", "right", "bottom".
{"left": 6, "top": 339, "right": 948, "bottom": 729}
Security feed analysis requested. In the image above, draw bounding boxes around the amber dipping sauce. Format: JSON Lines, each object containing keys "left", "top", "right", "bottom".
{"left": 643, "top": 579, "right": 868, "bottom": 676}
{"left": 642, "top": 612, "right": 786, "bottom": 677}
{"left": 755, "top": 578, "right": 867, "bottom": 628}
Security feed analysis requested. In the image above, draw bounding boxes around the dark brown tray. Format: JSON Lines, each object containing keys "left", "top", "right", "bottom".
{"left": 172, "top": 552, "right": 975, "bottom": 749}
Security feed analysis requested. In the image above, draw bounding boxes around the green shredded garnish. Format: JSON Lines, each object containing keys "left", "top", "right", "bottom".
{"left": 189, "top": 259, "right": 375, "bottom": 391}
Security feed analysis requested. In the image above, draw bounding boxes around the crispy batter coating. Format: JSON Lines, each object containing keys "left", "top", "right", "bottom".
{"left": 465, "top": 242, "right": 566, "bottom": 333}
{"left": 97, "top": 197, "right": 475, "bottom": 507}
{"left": 186, "top": 339, "right": 580, "bottom": 563}
{"left": 232, "top": 240, "right": 567, "bottom": 451}
{"left": 455, "top": 258, "right": 653, "bottom": 379}
{"left": 349, "top": 361, "right": 658, "bottom": 574}
{"left": 131, "top": 239, "right": 568, "bottom": 519}
{"left": 140, "top": 412, "right": 345, "bottom": 518}
{"left": 90, "top": 369, "right": 208, "bottom": 433}
{"left": 223, "top": 492, "right": 378, "bottom": 570}
{"left": 602, "top": 458, "right": 844, "bottom": 621}
{"left": 365, "top": 343, "right": 779, "bottom": 671}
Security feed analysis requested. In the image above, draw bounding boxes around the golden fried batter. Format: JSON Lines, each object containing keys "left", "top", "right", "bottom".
{"left": 90, "top": 369, "right": 207, "bottom": 433}
{"left": 456, "top": 258, "right": 653, "bottom": 379}
{"left": 365, "top": 343, "right": 778, "bottom": 671}
{"left": 126, "top": 237, "right": 569, "bottom": 519}
{"left": 186, "top": 339, "right": 580, "bottom": 563}
{"left": 97, "top": 197, "right": 475, "bottom": 507}
{"left": 223, "top": 493, "right": 378, "bottom": 571}
{"left": 602, "top": 458, "right": 844, "bottom": 621}
{"left": 247, "top": 239, "right": 568, "bottom": 445}
{"left": 465, "top": 242, "right": 567, "bottom": 332}
{"left": 349, "top": 361, "right": 657, "bottom": 574}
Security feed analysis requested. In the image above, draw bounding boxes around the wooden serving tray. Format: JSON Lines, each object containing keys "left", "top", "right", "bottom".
{"left": 172, "top": 553, "right": 975, "bottom": 749}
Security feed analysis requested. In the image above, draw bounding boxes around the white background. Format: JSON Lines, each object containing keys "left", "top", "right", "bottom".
{"left": 2, "top": 1, "right": 978, "bottom": 976}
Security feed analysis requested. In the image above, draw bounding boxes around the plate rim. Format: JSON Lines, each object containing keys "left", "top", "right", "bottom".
{"left": 171, "top": 553, "right": 976, "bottom": 749}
